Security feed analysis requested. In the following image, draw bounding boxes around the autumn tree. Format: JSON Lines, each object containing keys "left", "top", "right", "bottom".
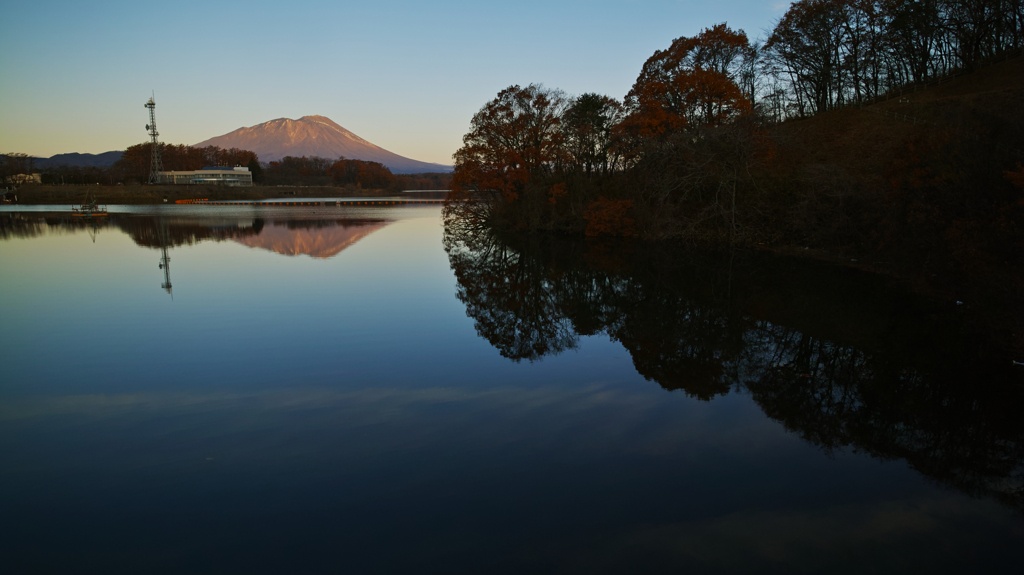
{"left": 113, "top": 143, "right": 151, "bottom": 182}
{"left": 561, "top": 93, "right": 623, "bottom": 177}
{"left": 619, "top": 24, "right": 753, "bottom": 149}
{"left": 685, "top": 22, "right": 754, "bottom": 77}
{"left": 447, "top": 84, "right": 569, "bottom": 229}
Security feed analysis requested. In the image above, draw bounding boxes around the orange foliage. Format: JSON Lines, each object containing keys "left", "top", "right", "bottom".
{"left": 620, "top": 68, "right": 751, "bottom": 145}
{"left": 1006, "top": 164, "right": 1024, "bottom": 190}
{"left": 618, "top": 24, "right": 752, "bottom": 157}
{"left": 548, "top": 182, "right": 567, "bottom": 205}
{"left": 451, "top": 84, "right": 568, "bottom": 204}
{"left": 584, "top": 197, "right": 635, "bottom": 237}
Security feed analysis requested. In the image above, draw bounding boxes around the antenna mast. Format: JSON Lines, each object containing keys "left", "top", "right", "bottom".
{"left": 145, "top": 95, "right": 163, "bottom": 184}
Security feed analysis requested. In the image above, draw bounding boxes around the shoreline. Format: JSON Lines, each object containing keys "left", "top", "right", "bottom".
{"left": 4, "top": 202, "right": 1019, "bottom": 356}
{"left": 3, "top": 184, "right": 404, "bottom": 205}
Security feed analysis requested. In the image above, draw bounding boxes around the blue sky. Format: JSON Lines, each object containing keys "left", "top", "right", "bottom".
{"left": 0, "top": 1, "right": 787, "bottom": 165}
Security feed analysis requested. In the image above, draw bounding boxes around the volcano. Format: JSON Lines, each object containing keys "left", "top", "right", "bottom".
{"left": 194, "top": 115, "right": 451, "bottom": 174}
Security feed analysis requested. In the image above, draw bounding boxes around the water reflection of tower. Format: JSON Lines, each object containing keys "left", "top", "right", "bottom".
{"left": 157, "top": 219, "right": 172, "bottom": 297}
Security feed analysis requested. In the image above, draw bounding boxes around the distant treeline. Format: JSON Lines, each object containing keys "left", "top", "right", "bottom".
{"left": 117, "top": 143, "right": 260, "bottom": 179}
{"left": 445, "top": 0, "right": 1024, "bottom": 291}
{"left": 2, "top": 144, "right": 452, "bottom": 191}
{"left": 255, "top": 154, "right": 452, "bottom": 191}
{"left": 1, "top": 153, "right": 40, "bottom": 185}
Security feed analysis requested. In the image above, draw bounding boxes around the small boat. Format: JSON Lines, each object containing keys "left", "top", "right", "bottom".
{"left": 71, "top": 195, "right": 108, "bottom": 218}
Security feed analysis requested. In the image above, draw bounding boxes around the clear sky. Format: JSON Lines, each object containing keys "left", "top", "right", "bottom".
{"left": 0, "top": 1, "right": 787, "bottom": 165}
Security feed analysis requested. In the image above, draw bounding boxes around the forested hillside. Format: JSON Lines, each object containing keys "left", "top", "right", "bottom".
{"left": 444, "top": 0, "right": 1023, "bottom": 284}
{"left": 442, "top": 0, "right": 1023, "bottom": 352}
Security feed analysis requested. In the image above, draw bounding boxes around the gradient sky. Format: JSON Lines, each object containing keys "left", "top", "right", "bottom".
{"left": 0, "top": 1, "right": 787, "bottom": 165}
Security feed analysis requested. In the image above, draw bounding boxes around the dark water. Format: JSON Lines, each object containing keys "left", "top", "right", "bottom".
{"left": 1, "top": 206, "right": 1022, "bottom": 574}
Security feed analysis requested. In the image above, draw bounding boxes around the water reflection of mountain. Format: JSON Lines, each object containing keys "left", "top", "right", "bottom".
{"left": 0, "top": 215, "right": 389, "bottom": 260}
{"left": 445, "top": 228, "right": 1024, "bottom": 512}
{"left": 232, "top": 219, "right": 389, "bottom": 258}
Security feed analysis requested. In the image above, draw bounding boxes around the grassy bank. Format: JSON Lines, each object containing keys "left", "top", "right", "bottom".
{"left": 8, "top": 184, "right": 400, "bottom": 205}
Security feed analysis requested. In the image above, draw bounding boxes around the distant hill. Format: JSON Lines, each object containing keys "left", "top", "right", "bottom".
{"left": 34, "top": 151, "right": 123, "bottom": 168}
{"left": 193, "top": 115, "right": 452, "bottom": 174}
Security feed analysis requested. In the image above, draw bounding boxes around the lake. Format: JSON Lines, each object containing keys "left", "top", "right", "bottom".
{"left": 1, "top": 204, "right": 1022, "bottom": 574}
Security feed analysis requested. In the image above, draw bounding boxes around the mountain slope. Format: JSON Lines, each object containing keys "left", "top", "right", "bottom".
{"left": 194, "top": 115, "right": 451, "bottom": 174}
{"left": 33, "top": 151, "right": 124, "bottom": 168}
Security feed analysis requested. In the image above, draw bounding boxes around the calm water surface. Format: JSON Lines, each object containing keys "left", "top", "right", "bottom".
{"left": 1, "top": 205, "right": 1022, "bottom": 573}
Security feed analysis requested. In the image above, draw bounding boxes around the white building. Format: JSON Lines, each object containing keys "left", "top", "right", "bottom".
{"left": 5, "top": 173, "right": 42, "bottom": 185}
{"left": 160, "top": 166, "right": 253, "bottom": 186}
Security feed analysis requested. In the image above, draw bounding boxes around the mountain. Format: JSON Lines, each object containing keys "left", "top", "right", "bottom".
{"left": 33, "top": 151, "right": 123, "bottom": 168}
{"left": 232, "top": 219, "right": 390, "bottom": 259}
{"left": 193, "top": 115, "right": 452, "bottom": 174}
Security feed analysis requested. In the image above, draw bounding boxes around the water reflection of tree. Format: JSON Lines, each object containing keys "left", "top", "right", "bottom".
{"left": 612, "top": 280, "right": 743, "bottom": 400}
{"left": 446, "top": 229, "right": 577, "bottom": 361}
{"left": 746, "top": 322, "right": 1024, "bottom": 511}
{"left": 0, "top": 214, "right": 267, "bottom": 247}
{"left": 116, "top": 217, "right": 263, "bottom": 248}
{"left": 0, "top": 214, "right": 114, "bottom": 240}
{"left": 444, "top": 226, "right": 1024, "bottom": 511}
{"left": 446, "top": 228, "right": 749, "bottom": 399}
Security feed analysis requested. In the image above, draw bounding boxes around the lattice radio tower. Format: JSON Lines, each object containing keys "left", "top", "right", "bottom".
{"left": 145, "top": 95, "right": 163, "bottom": 184}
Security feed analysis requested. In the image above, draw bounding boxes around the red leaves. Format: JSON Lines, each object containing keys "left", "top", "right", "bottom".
{"left": 548, "top": 182, "right": 567, "bottom": 205}
{"left": 450, "top": 84, "right": 569, "bottom": 219}
{"left": 619, "top": 24, "right": 753, "bottom": 154}
{"left": 584, "top": 197, "right": 635, "bottom": 237}
{"left": 1006, "top": 164, "right": 1024, "bottom": 191}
